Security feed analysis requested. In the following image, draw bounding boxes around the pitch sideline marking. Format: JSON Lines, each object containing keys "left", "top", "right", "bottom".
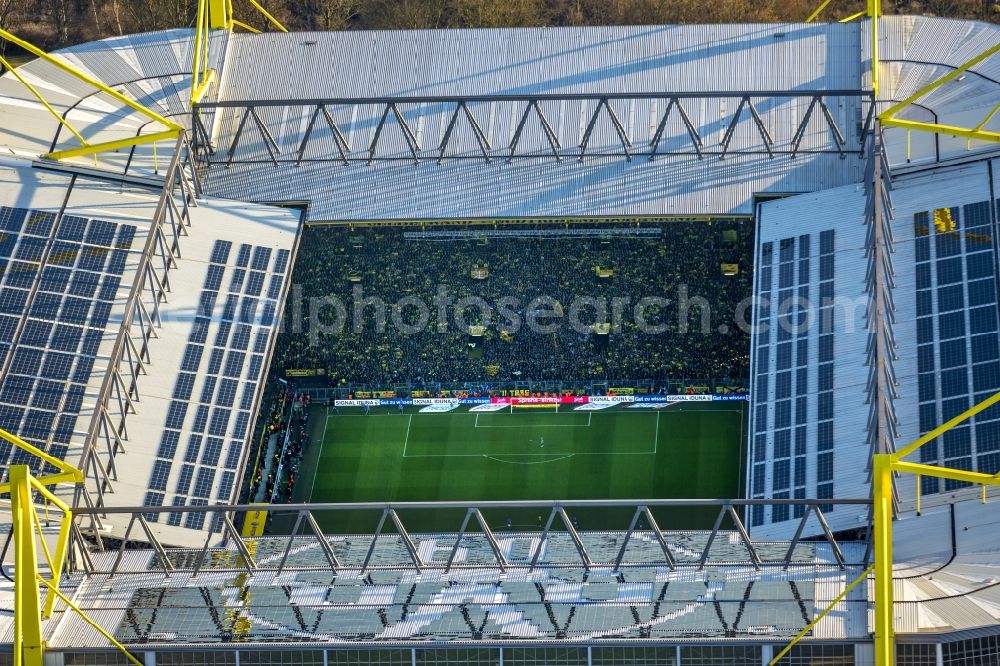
{"left": 653, "top": 411, "right": 660, "bottom": 454}
{"left": 401, "top": 414, "right": 413, "bottom": 458}
{"left": 307, "top": 407, "right": 333, "bottom": 501}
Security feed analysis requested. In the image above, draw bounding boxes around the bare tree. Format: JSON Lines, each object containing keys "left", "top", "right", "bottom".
{"left": 290, "top": 0, "right": 356, "bottom": 31}
{"left": 0, "top": 0, "right": 23, "bottom": 56}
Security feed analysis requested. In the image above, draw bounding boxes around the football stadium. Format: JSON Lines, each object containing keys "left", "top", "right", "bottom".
{"left": 0, "top": 1, "right": 998, "bottom": 664}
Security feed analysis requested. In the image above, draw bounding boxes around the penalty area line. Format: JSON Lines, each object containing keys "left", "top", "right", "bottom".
{"left": 482, "top": 454, "right": 576, "bottom": 465}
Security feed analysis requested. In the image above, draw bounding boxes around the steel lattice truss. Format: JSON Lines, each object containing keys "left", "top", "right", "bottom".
{"left": 67, "top": 136, "right": 202, "bottom": 513}
{"left": 192, "top": 91, "right": 875, "bottom": 166}
{"left": 69, "top": 498, "right": 869, "bottom": 576}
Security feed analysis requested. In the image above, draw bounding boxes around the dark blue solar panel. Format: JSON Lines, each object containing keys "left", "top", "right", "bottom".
{"left": 190, "top": 317, "right": 210, "bottom": 344}
{"left": 54, "top": 415, "right": 75, "bottom": 443}
{"left": 157, "top": 430, "right": 181, "bottom": 458}
{"left": 267, "top": 276, "right": 282, "bottom": 300}
{"left": 68, "top": 271, "right": 99, "bottom": 298}
{"left": 223, "top": 351, "right": 245, "bottom": 378}
{"left": 10, "top": 348, "right": 43, "bottom": 375}
{"left": 49, "top": 242, "right": 79, "bottom": 267}
{"left": 41, "top": 352, "right": 74, "bottom": 381}
{"left": 236, "top": 244, "right": 251, "bottom": 267}
{"left": 221, "top": 295, "right": 238, "bottom": 322}
{"left": 56, "top": 216, "right": 87, "bottom": 241}
{"left": 72, "top": 355, "right": 95, "bottom": 383}
{"left": 261, "top": 302, "right": 275, "bottom": 327}
{"left": 80, "top": 329, "right": 102, "bottom": 357}
{"left": 231, "top": 324, "right": 251, "bottom": 350}
{"left": 191, "top": 405, "right": 210, "bottom": 433}
{"left": 208, "top": 408, "right": 230, "bottom": 437}
{"left": 107, "top": 249, "right": 128, "bottom": 274}
{"left": 91, "top": 302, "right": 112, "bottom": 328}
{"left": 5, "top": 262, "right": 37, "bottom": 289}
{"left": 240, "top": 384, "right": 257, "bottom": 410}
{"left": 22, "top": 410, "right": 55, "bottom": 440}
{"left": 228, "top": 269, "right": 246, "bottom": 293}
{"left": 29, "top": 292, "right": 62, "bottom": 320}
{"left": 49, "top": 324, "right": 82, "bottom": 352}
{"left": 0, "top": 288, "right": 28, "bottom": 315}
{"left": 14, "top": 236, "right": 45, "bottom": 262}
{"left": 0, "top": 207, "right": 27, "bottom": 232}
{"left": 184, "top": 435, "right": 202, "bottom": 463}
{"left": 239, "top": 298, "right": 257, "bottom": 323}
{"left": 98, "top": 276, "right": 120, "bottom": 301}
{"left": 21, "top": 320, "right": 51, "bottom": 347}
{"left": 224, "top": 441, "right": 243, "bottom": 469}
{"left": 31, "top": 380, "right": 63, "bottom": 410}
{"left": 1, "top": 375, "right": 32, "bottom": 404}
{"left": 60, "top": 297, "right": 91, "bottom": 325}
{"left": 214, "top": 321, "right": 232, "bottom": 347}
{"left": 250, "top": 247, "right": 271, "bottom": 271}
{"left": 192, "top": 468, "right": 216, "bottom": 498}
{"left": 39, "top": 266, "right": 71, "bottom": 293}
{"left": 0, "top": 315, "right": 16, "bottom": 340}
{"left": 210, "top": 240, "right": 232, "bottom": 265}
{"left": 233, "top": 411, "right": 251, "bottom": 440}
{"left": 200, "top": 376, "right": 218, "bottom": 403}
{"left": 217, "top": 471, "right": 236, "bottom": 500}
{"left": 198, "top": 291, "right": 218, "bottom": 317}
{"left": 205, "top": 265, "right": 225, "bottom": 290}
{"left": 248, "top": 354, "right": 263, "bottom": 378}
{"left": 165, "top": 401, "right": 188, "bottom": 429}
{"left": 217, "top": 378, "right": 238, "bottom": 407}
{"left": 63, "top": 385, "right": 85, "bottom": 413}
{"left": 85, "top": 219, "right": 116, "bottom": 246}
{"left": 200, "top": 437, "right": 224, "bottom": 466}
{"left": 173, "top": 373, "right": 196, "bottom": 400}
{"left": 176, "top": 463, "right": 195, "bottom": 493}
{"left": 0, "top": 231, "right": 16, "bottom": 258}
{"left": 245, "top": 271, "right": 265, "bottom": 296}
{"left": 180, "top": 345, "right": 203, "bottom": 372}
{"left": 24, "top": 211, "right": 55, "bottom": 237}
{"left": 274, "top": 249, "right": 290, "bottom": 274}
{"left": 253, "top": 330, "right": 269, "bottom": 354}
{"left": 78, "top": 246, "right": 109, "bottom": 273}
{"left": 149, "top": 460, "right": 171, "bottom": 491}
{"left": 115, "top": 224, "right": 136, "bottom": 249}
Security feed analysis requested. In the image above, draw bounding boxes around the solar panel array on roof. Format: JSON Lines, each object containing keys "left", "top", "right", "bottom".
{"left": 0, "top": 206, "right": 135, "bottom": 476}
{"left": 143, "top": 239, "right": 291, "bottom": 524}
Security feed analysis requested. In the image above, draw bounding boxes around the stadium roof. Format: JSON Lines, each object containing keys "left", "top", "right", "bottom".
{"left": 0, "top": 17, "right": 997, "bottom": 220}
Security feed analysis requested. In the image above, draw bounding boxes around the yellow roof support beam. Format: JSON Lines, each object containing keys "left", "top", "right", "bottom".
{"left": 45, "top": 127, "right": 181, "bottom": 161}
{"left": 802, "top": 0, "right": 879, "bottom": 95}
{"left": 0, "top": 428, "right": 83, "bottom": 492}
{"left": 0, "top": 28, "right": 183, "bottom": 162}
{"left": 0, "top": 54, "right": 88, "bottom": 147}
{"left": 880, "top": 41, "right": 1000, "bottom": 120}
{"left": 247, "top": 0, "right": 288, "bottom": 32}
{"left": 806, "top": 0, "right": 836, "bottom": 22}
{"left": 0, "top": 28, "right": 182, "bottom": 132}
{"left": 839, "top": 10, "right": 866, "bottom": 22}
{"left": 208, "top": 0, "right": 231, "bottom": 29}
{"left": 879, "top": 41, "right": 1000, "bottom": 143}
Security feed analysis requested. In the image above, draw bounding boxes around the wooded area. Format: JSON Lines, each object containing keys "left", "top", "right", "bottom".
{"left": 1, "top": 0, "right": 996, "bottom": 55}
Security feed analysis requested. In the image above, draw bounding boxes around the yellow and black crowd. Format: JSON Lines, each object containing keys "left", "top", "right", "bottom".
{"left": 273, "top": 222, "right": 752, "bottom": 387}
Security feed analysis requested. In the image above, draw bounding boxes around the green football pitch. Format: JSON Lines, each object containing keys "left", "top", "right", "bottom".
{"left": 295, "top": 401, "right": 746, "bottom": 533}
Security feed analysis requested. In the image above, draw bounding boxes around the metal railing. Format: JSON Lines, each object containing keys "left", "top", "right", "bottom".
{"left": 191, "top": 90, "right": 875, "bottom": 167}
{"left": 74, "top": 132, "right": 202, "bottom": 519}
{"left": 68, "top": 497, "right": 870, "bottom": 577}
